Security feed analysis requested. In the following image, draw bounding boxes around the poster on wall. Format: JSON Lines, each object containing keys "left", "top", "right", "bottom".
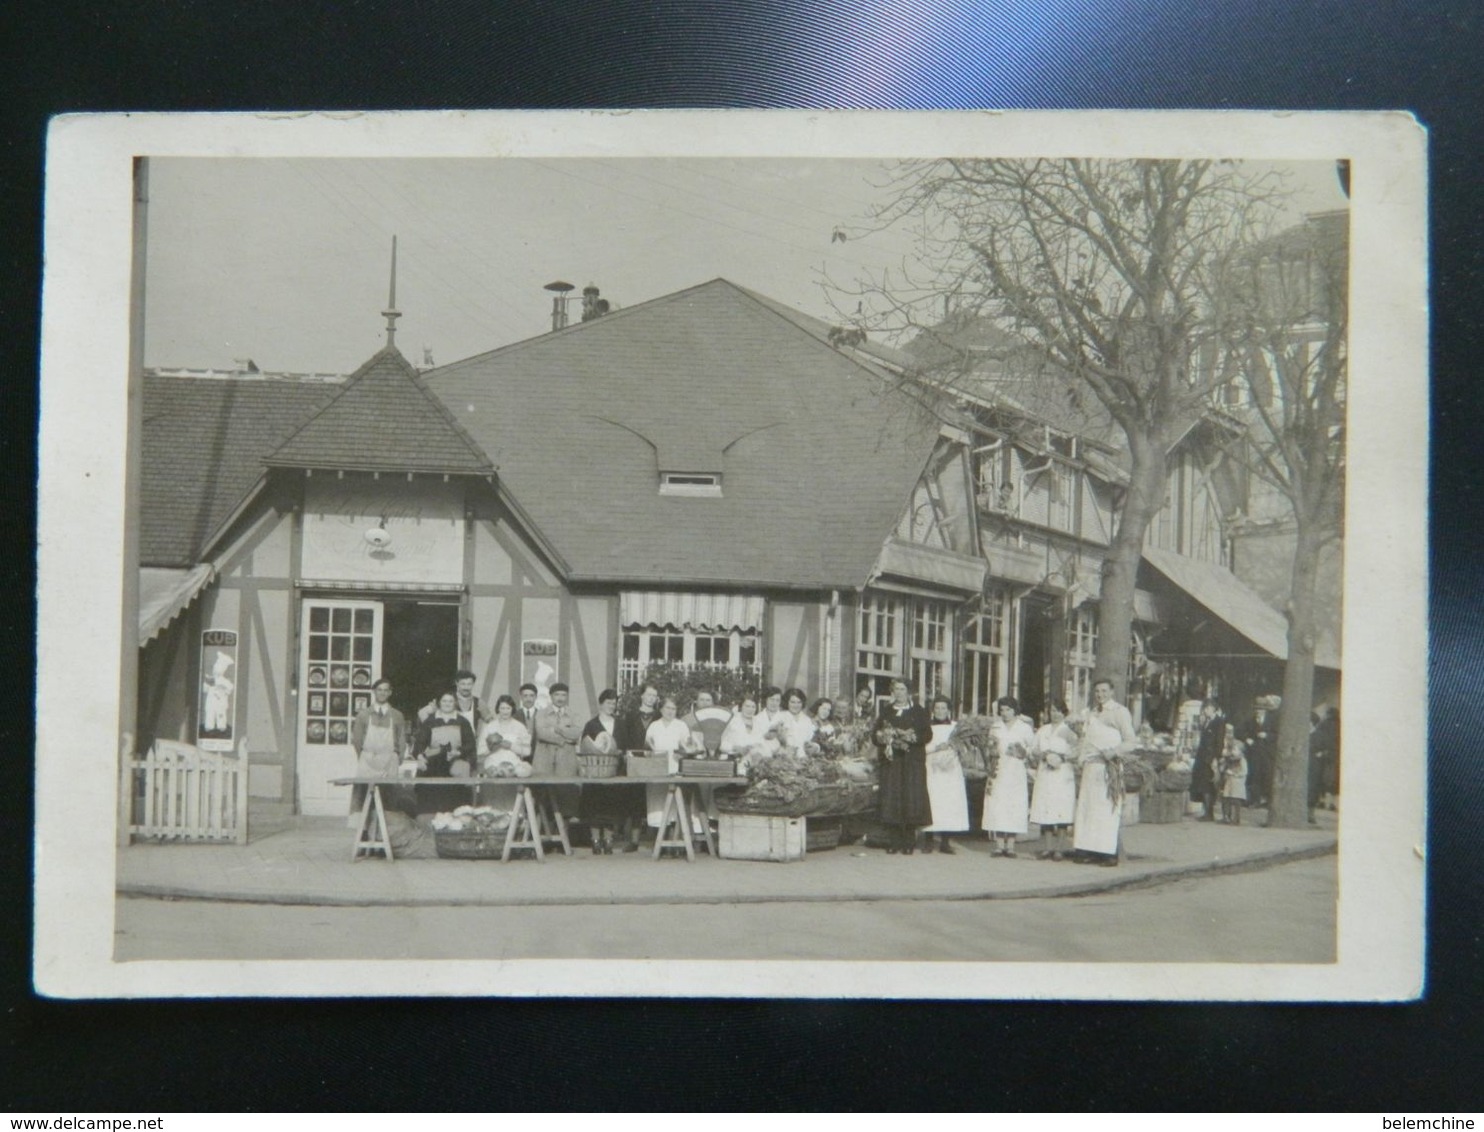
{"left": 197, "top": 629, "right": 238, "bottom": 752}
{"left": 521, "top": 639, "right": 559, "bottom": 710}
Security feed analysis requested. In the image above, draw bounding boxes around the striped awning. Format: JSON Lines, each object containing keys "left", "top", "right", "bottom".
{"left": 139, "top": 564, "right": 214, "bottom": 646}
{"left": 620, "top": 591, "right": 765, "bottom": 633}
{"left": 296, "top": 580, "right": 466, "bottom": 594}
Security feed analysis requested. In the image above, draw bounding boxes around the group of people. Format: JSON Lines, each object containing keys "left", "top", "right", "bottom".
{"left": 874, "top": 675, "right": 1136, "bottom": 866}
{"left": 1188, "top": 695, "right": 1342, "bottom": 826}
{"left": 348, "top": 670, "right": 878, "bottom": 853}
{"left": 349, "top": 666, "right": 1333, "bottom": 862}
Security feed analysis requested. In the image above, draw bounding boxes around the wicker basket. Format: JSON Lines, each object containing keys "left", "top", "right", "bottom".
{"left": 679, "top": 757, "right": 737, "bottom": 778}
{"left": 625, "top": 753, "right": 671, "bottom": 778}
{"left": 578, "top": 754, "right": 620, "bottom": 779}
{"left": 434, "top": 828, "right": 508, "bottom": 859}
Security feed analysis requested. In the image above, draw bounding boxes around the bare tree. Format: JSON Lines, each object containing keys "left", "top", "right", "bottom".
{"left": 832, "top": 158, "right": 1287, "bottom": 694}
{"left": 1217, "top": 210, "right": 1347, "bottom": 828}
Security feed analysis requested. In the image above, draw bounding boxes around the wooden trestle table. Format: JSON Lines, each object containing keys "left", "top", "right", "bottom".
{"left": 332, "top": 774, "right": 749, "bottom": 863}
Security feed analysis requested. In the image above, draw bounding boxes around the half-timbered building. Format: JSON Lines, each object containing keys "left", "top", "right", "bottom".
{"left": 136, "top": 274, "right": 1339, "bottom": 817}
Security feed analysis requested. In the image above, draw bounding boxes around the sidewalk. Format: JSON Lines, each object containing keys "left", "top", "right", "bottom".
{"left": 116, "top": 808, "right": 1338, "bottom": 907}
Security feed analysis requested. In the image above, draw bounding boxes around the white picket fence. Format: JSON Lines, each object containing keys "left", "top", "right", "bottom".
{"left": 125, "top": 738, "right": 250, "bottom": 844}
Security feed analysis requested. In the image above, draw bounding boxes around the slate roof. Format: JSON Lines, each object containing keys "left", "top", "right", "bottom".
{"left": 140, "top": 375, "right": 341, "bottom": 567}
{"left": 903, "top": 314, "right": 1128, "bottom": 451}
{"left": 422, "top": 279, "right": 944, "bottom": 588}
{"left": 265, "top": 346, "right": 493, "bottom": 475}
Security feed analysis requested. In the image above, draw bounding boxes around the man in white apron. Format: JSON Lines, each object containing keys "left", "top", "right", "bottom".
{"left": 1073, "top": 678, "right": 1138, "bottom": 865}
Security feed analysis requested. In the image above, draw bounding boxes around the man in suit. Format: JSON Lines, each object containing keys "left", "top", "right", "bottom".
{"left": 1237, "top": 694, "right": 1281, "bottom": 810}
{"left": 1192, "top": 698, "right": 1228, "bottom": 821}
{"left": 515, "top": 682, "right": 540, "bottom": 735}
{"left": 533, "top": 682, "right": 584, "bottom": 819}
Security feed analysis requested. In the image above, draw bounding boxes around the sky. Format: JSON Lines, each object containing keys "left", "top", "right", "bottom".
{"left": 141, "top": 157, "right": 1349, "bottom": 375}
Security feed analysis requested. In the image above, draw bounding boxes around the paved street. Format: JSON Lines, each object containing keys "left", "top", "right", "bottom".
{"left": 115, "top": 855, "right": 1334, "bottom": 963}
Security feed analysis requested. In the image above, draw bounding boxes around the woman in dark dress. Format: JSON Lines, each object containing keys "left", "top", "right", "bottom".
{"left": 577, "top": 688, "right": 626, "bottom": 853}
{"left": 1192, "top": 698, "right": 1227, "bottom": 822}
{"left": 603, "top": 681, "right": 660, "bottom": 851}
{"left": 412, "top": 691, "right": 478, "bottom": 814}
{"left": 872, "top": 677, "right": 933, "bottom": 854}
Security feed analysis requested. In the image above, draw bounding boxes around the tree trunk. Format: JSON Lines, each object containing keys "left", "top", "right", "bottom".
{"left": 1095, "top": 435, "right": 1166, "bottom": 699}
{"left": 1269, "top": 519, "right": 1323, "bottom": 829}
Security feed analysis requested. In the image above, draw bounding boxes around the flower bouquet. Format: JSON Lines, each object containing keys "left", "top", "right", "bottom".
{"left": 874, "top": 725, "right": 919, "bottom": 762}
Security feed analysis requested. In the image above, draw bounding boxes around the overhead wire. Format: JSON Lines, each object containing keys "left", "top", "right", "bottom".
{"left": 288, "top": 160, "right": 528, "bottom": 349}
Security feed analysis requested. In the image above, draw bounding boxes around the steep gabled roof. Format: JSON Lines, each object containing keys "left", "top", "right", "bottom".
{"left": 140, "top": 375, "right": 341, "bottom": 567}
{"left": 265, "top": 346, "right": 493, "bottom": 475}
{"left": 422, "top": 279, "right": 943, "bottom": 588}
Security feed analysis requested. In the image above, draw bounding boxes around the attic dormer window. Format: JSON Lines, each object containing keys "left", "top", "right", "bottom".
{"left": 660, "top": 471, "right": 722, "bottom": 497}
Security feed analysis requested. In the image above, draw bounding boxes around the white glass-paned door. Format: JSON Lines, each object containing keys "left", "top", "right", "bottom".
{"left": 297, "top": 598, "right": 382, "bottom": 815}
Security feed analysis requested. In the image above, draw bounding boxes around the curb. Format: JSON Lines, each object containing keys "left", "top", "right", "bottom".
{"left": 116, "top": 839, "right": 1336, "bottom": 909}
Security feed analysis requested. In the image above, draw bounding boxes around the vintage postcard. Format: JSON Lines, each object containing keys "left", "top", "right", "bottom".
{"left": 34, "top": 110, "right": 1426, "bottom": 999}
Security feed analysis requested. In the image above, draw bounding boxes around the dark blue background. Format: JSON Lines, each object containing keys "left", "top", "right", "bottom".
{"left": 4, "top": 0, "right": 1477, "bottom": 1112}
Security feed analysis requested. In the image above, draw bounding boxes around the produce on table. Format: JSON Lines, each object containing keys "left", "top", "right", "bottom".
{"left": 715, "top": 750, "right": 875, "bottom": 817}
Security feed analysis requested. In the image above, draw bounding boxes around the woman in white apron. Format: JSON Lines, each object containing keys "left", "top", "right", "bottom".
{"left": 644, "top": 696, "right": 697, "bottom": 834}
{"left": 1072, "top": 715, "right": 1126, "bottom": 866}
{"left": 1030, "top": 699, "right": 1078, "bottom": 860}
{"left": 922, "top": 695, "right": 968, "bottom": 853}
{"left": 983, "top": 696, "right": 1034, "bottom": 857}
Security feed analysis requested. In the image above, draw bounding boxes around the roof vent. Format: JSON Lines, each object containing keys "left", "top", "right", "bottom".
{"left": 581, "top": 283, "right": 611, "bottom": 322}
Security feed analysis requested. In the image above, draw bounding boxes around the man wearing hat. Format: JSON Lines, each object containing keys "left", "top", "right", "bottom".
{"left": 533, "top": 681, "right": 584, "bottom": 819}
{"left": 1238, "top": 694, "right": 1282, "bottom": 811}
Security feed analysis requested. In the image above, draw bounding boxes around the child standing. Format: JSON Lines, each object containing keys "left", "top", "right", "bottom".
{"left": 1220, "top": 738, "right": 1249, "bottom": 825}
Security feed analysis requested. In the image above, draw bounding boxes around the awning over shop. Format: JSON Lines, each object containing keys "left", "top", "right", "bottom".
{"left": 1133, "top": 589, "right": 1161, "bottom": 624}
{"left": 875, "top": 537, "right": 988, "bottom": 595}
{"left": 1142, "top": 546, "right": 1340, "bottom": 668}
{"left": 138, "top": 564, "right": 214, "bottom": 646}
{"left": 620, "top": 591, "right": 765, "bottom": 633}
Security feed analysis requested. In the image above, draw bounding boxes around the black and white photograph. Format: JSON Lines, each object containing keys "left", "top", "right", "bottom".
{"left": 33, "top": 110, "right": 1426, "bottom": 999}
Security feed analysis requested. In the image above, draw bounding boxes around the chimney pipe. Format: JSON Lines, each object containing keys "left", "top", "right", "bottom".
{"left": 543, "top": 280, "right": 575, "bottom": 333}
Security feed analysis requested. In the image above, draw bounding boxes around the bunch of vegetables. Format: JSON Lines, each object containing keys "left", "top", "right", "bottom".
{"left": 480, "top": 750, "right": 533, "bottom": 778}
{"left": 744, "top": 750, "right": 842, "bottom": 805}
{"left": 946, "top": 714, "right": 997, "bottom": 780}
{"left": 1114, "top": 752, "right": 1160, "bottom": 804}
{"left": 432, "top": 805, "right": 511, "bottom": 833}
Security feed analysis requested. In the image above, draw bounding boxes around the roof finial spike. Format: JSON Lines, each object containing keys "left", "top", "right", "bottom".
{"left": 381, "top": 235, "right": 401, "bottom": 349}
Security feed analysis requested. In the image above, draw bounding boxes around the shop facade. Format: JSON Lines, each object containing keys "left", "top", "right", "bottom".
{"left": 136, "top": 278, "right": 1339, "bottom": 818}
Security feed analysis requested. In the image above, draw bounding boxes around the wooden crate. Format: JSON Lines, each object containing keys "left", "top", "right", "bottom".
{"left": 1142, "top": 790, "right": 1189, "bottom": 825}
{"left": 624, "top": 754, "right": 671, "bottom": 778}
{"left": 806, "top": 817, "right": 843, "bottom": 852}
{"left": 679, "top": 757, "right": 738, "bottom": 778}
{"left": 717, "top": 812, "right": 805, "bottom": 862}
